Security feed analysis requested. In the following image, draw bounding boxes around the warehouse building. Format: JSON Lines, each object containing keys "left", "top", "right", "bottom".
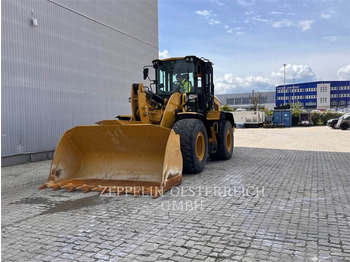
{"left": 275, "top": 81, "right": 350, "bottom": 110}
{"left": 216, "top": 92, "right": 275, "bottom": 110}
{"left": 1, "top": 0, "right": 158, "bottom": 166}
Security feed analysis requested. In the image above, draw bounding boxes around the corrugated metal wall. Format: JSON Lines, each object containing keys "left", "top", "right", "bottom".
{"left": 1, "top": 0, "right": 158, "bottom": 166}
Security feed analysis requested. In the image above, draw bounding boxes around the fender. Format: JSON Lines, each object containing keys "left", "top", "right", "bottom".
{"left": 175, "top": 112, "right": 212, "bottom": 138}
{"left": 220, "top": 111, "right": 235, "bottom": 127}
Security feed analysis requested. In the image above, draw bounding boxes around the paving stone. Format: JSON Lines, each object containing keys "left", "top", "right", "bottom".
{"left": 1, "top": 127, "right": 350, "bottom": 261}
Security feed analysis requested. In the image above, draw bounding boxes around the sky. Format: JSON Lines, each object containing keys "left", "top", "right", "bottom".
{"left": 158, "top": 0, "right": 350, "bottom": 94}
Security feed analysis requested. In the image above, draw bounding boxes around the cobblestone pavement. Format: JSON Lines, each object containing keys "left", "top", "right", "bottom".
{"left": 2, "top": 126, "right": 350, "bottom": 261}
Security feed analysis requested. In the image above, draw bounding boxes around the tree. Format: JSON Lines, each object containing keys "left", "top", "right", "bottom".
{"left": 250, "top": 90, "right": 262, "bottom": 111}
{"left": 221, "top": 104, "right": 233, "bottom": 111}
{"left": 259, "top": 105, "right": 267, "bottom": 111}
{"left": 294, "top": 100, "right": 303, "bottom": 110}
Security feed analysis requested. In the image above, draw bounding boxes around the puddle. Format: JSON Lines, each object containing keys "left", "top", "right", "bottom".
{"left": 40, "top": 195, "right": 113, "bottom": 215}
{"left": 9, "top": 197, "right": 54, "bottom": 207}
{"left": 3, "top": 195, "right": 115, "bottom": 227}
{"left": 8, "top": 194, "right": 113, "bottom": 215}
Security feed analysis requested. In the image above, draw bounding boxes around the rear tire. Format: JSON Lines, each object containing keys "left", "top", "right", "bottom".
{"left": 210, "top": 120, "right": 234, "bottom": 160}
{"left": 340, "top": 123, "right": 349, "bottom": 130}
{"left": 173, "top": 119, "right": 208, "bottom": 173}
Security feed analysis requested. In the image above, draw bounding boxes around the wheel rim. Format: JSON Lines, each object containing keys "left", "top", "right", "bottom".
{"left": 226, "top": 129, "right": 232, "bottom": 151}
{"left": 195, "top": 131, "right": 205, "bottom": 161}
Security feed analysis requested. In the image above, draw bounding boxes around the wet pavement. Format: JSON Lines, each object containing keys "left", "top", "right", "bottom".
{"left": 2, "top": 126, "right": 350, "bottom": 261}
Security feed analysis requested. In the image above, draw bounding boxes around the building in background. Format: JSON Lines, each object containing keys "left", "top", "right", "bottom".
{"left": 1, "top": 0, "right": 158, "bottom": 166}
{"left": 216, "top": 92, "right": 275, "bottom": 110}
{"left": 275, "top": 81, "right": 350, "bottom": 110}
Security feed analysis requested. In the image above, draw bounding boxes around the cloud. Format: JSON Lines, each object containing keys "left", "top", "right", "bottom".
{"left": 215, "top": 64, "right": 320, "bottom": 94}
{"left": 245, "top": 11, "right": 255, "bottom": 16}
{"left": 215, "top": 73, "right": 273, "bottom": 94}
{"left": 269, "top": 11, "right": 283, "bottom": 15}
{"left": 320, "top": 10, "right": 335, "bottom": 19}
{"left": 320, "top": 12, "right": 331, "bottom": 19}
{"left": 322, "top": 36, "right": 339, "bottom": 42}
{"left": 195, "top": 10, "right": 213, "bottom": 17}
{"left": 209, "top": 19, "right": 221, "bottom": 25}
{"left": 272, "top": 19, "right": 314, "bottom": 31}
{"left": 271, "top": 64, "right": 318, "bottom": 83}
{"left": 159, "top": 50, "right": 170, "bottom": 59}
{"left": 210, "top": 0, "right": 224, "bottom": 6}
{"left": 252, "top": 16, "right": 269, "bottom": 23}
{"left": 226, "top": 26, "right": 244, "bottom": 34}
{"left": 273, "top": 19, "right": 294, "bottom": 28}
{"left": 337, "top": 64, "right": 350, "bottom": 80}
{"left": 298, "top": 20, "right": 313, "bottom": 31}
{"left": 195, "top": 9, "right": 222, "bottom": 27}
{"left": 236, "top": 0, "right": 256, "bottom": 7}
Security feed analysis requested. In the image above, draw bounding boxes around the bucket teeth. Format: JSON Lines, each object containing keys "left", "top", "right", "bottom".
{"left": 116, "top": 188, "right": 125, "bottom": 196}
{"left": 143, "top": 187, "right": 151, "bottom": 195}
{"left": 134, "top": 190, "right": 142, "bottom": 197}
{"left": 100, "top": 187, "right": 108, "bottom": 196}
{"left": 40, "top": 173, "right": 182, "bottom": 198}
{"left": 152, "top": 188, "right": 163, "bottom": 199}
{"left": 67, "top": 186, "right": 76, "bottom": 192}
{"left": 52, "top": 185, "right": 61, "bottom": 191}
{"left": 38, "top": 184, "right": 47, "bottom": 190}
{"left": 42, "top": 184, "right": 167, "bottom": 198}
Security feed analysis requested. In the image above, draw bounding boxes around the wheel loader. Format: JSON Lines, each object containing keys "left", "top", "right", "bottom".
{"left": 39, "top": 56, "right": 235, "bottom": 198}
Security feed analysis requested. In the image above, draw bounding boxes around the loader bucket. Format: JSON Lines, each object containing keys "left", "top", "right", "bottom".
{"left": 39, "top": 123, "right": 182, "bottom": 198}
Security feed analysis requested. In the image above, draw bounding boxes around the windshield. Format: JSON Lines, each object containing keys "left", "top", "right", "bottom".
{"left": 156, "top": 60, "right": 195, "bottom": 95}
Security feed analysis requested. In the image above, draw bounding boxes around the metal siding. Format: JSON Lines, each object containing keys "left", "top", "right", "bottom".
{"left": 216, "top": 92, "right": 275, "bottom": 110}
{"left": 1, "top": 0, "right": 158, "bottom": 162}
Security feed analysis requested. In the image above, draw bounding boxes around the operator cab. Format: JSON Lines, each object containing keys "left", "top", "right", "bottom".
{"left": 144, "top": 56, "right": 214, "bottom": 115}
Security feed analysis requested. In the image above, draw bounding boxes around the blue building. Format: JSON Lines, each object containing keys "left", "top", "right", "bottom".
{"left": 275, "top": 81, "right": 350, "bottom": 110}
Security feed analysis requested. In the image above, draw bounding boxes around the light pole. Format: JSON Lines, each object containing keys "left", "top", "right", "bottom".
{"left": 293, "top": 78, "right": 295, "bottom": 110}
{"left": 283, "top": 64, "right": 286, "bottom": 105}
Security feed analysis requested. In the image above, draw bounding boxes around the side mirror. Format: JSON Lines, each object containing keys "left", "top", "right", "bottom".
{"left": 143, "top": 68, "right": 149, "bottom": 80}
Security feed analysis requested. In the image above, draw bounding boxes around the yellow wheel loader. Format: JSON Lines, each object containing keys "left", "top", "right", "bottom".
{"left": 39, "top": 56, "right": 235, "bottom": 198}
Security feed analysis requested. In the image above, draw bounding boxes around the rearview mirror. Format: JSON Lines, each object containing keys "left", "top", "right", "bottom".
{"left": 143, "top": 68, "right": 149, "bottom": 80}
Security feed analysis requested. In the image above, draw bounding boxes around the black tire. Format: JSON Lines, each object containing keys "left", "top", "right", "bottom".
{"left": 331, "top": 124, "right": 336, "bottom": 129}
{"left": 340, "top": 123, "right": 349, "bottom": 130}
{"left": 173, "top": 119, "right": 208, "bottom": 173}
{"left": 210, "top": 120, "right": 234, "bottom": 160}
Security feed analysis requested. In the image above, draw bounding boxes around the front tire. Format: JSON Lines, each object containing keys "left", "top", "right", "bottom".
{"left": 210, "top": 120, "right": 234, "bottom": 160}
{"left": 173, "top": 119, "right": 208, "bottom": 173}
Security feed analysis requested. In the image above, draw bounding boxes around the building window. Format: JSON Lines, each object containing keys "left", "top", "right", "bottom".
{"left": 227, "top": 98, "right": 234, "bottom": 104}
{"left": 320, "top": 97, "right": 328, "bottom": 103}
{"left": 320, "top": 86, "right": 328, "bottom": 92}
{"left": 241, "top": 97, "right": 249, "bottom": 104}
{"left": 305, "top": 88, "right": 316, "bottom": 92}
{"left": 320, "top": 97, "right": 327, "bottom": 103}
{"left": 259, "top": 96, "right": 267, "bottom": 103}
